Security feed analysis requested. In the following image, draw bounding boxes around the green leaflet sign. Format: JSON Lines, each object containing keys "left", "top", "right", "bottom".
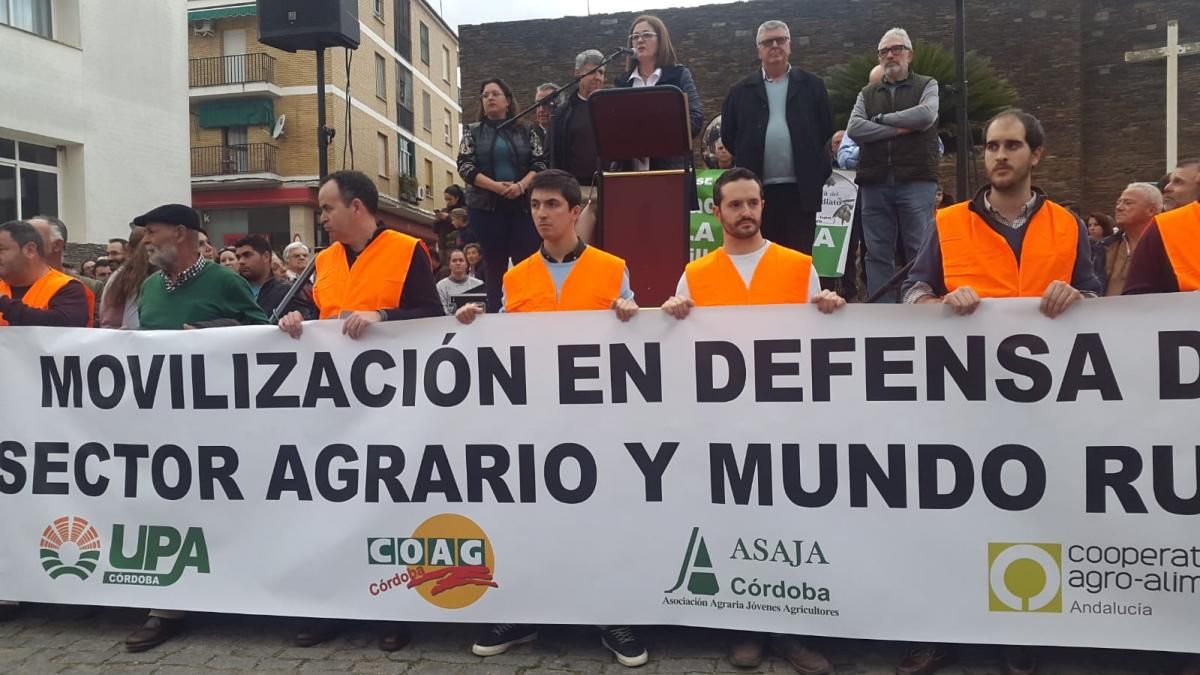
{"left": 689, "top": 170, "right": 858, "bottom": 277}
{"left": 689, "top": 170, "right": 725, "bottom": 261}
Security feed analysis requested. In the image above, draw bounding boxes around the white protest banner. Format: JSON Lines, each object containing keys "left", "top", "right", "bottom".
{"left": 1, "top": 295, "right": 1199, "bottom": 652}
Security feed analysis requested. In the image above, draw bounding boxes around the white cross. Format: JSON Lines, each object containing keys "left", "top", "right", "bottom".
{"left": 1125, "top": 21, "right": 1200, "bottom": 172}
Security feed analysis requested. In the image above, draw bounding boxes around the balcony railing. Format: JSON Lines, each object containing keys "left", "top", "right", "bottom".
{"left": 191, "top": 144, "right": 278, "bottom": 177}
{"left": 189, "top": 53, "right": 276, "bottom": 88}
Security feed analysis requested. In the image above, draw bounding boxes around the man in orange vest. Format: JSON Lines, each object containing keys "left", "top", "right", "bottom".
{"left": 658, "top": 167, "right": 841, "bottom": 675}
{"left": 455, "top": 170, "right": 644, "bottom": 668}
{"left": 1123, "top": 166, "right": 1200, "bottom": 294}
{"left": 278, "top": 170, "right": 442, "bottom": 341}
{"left": 0, "top": 220, "right": 92, "bottom": 327}
{"left": 896, "top": 110, "right": 1099, "bottom": 675}
{"left": 661, "top": 167, "right": 845, "bottom": 321}
{"left": 455, "top": 168, "right": 637, "bottom": 324}
{"left": 900, "top": 109, "right": 1101, "bottom": 320}
{"left": 278, "top": 171, "right": 438, "bottom": 653}
{"left": 0, "top": 218, "right": 92, "bottom": 622}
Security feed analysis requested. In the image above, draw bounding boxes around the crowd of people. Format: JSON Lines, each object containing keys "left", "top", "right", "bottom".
{"left": 2, "top": 12, "right": 1199, "bottom": 675}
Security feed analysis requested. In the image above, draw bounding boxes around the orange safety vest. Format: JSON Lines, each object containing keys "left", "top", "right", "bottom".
{"left": 503, "top": 246, "right": 626, "bottom": 312}
{"left": 313, "top": 229, "right": 418, "bottom": 319}
{"left": 1154, "top": 201, "right": 1200, "bottom": 292}
{"left": 937, "top": 200, "right": 1077, "bottom": 297}
{"left": 684, "top": 243, "right": 812, "bottom": 306}
{"left": 0, "top": 268, "right": 93, "bottom": 327}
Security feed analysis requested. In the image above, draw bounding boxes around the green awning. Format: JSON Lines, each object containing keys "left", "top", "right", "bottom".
{"left": 188, "top": 4, "right": 256, "bottom": 21}
{"left": 197, "top": 100, "right": 274, "bottom": 128}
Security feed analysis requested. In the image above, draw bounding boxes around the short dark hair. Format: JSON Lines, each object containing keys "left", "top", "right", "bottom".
{"left": 94, "top": 257, "right": 112, "bottom": 269}
{"left": 233, "top": 235, "right": 272, "bottom": 255}
{"left": 1087, "top": 212, "right": 1115, "bottom": 233}
{"left": 447, "top": 247, "right": 467, "bottom": 260}
{"left": 443, "top": 184, "right": 465, "bottom": 205}
{"left": 0, "top": 220, "right": 44, "bottom": 256}
{"left": 321, "top": 170, "right": 379, "bottom": 214}
{"left": 984, "top": 109, "right": 1046, "bottom": 152}
{"left": 713, "top": 167, "right": 764, "bottom": 206}
{"left": 107, "top": 238, "right": 128, "bottom": 249}
{"left": 529, "top": 169, "right": 582, "bottom": 209}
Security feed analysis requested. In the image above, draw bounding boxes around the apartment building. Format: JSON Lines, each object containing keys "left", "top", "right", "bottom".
{"left": 186, "top": 0, "right": 461, "bottom": 249}
{"left": 0, "top": 0, "right": 190, "bottom": 244}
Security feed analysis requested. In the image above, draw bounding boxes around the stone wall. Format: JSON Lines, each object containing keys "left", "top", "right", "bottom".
{"left": 460, "top": 0, "right": 1200, "bottom": 213}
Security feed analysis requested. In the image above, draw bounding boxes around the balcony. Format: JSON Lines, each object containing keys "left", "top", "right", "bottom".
{"left": 191, "top": 144, "right": 280, "bottom": 186}
{"left": 189, "top": 54, "right": 282, "bottom": 100}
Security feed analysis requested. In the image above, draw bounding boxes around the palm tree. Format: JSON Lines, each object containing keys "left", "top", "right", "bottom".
{"left": 825, "top": 41, "right": 1017, "bottom": 153}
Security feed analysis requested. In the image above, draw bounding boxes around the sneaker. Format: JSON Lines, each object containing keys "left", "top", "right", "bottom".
{"left": 601, "top": 625, "right": 649, "bottom": 667}
{"left": 471, "top": 623, "right": 537, "bottom": 657}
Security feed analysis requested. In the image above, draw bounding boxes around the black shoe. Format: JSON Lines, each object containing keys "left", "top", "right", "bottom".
{"left": 0, "top": 603, "right": 21, "bottom": 623}
{"left": 125, "top": 616, "right": 186, "bottom": 653}
{"left": 601, "top": 625, "right": 648, "bottom": 668}
{"left": 471, "top": 623, "right": 538, "bottom": 656}
{"left": 378, "top": 623, "right": 411, "bottom": 652}
{"left": 294, "top": 619, "right": 339, "bottom": 647}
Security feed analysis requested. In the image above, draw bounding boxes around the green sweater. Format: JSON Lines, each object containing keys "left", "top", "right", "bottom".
{"left": 138, "top": 263, "right": 269, "bottom": 330}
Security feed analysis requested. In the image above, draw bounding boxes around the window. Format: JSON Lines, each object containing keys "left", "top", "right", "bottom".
{"left": 442, "top": 46, "right": 450, "bottom": 82}
{"left": 422, "top": 92, "right": 432, "bottom": 132}
{"left": 443, "top": 109, "right": 452, "bottom": 146}
{"left": 424, "top": 159, "right": 434, "bottom": 195}
{"left": 223, "top": 127, "right": 249, "bottom": 173}
{"left": 396, "top": 64, "right": 414, "bottom": 131}
{"left": 377, "top": 133, "right": 389, "bottom": 177}
{"left": 374, "top": 54, "right": 387, "bottom": 101}
{"left": 393, "top": 0, "right": 411, "bottom": 60}
{"left": 373, "top": 0, "right": 384, "bottom": 19}
{"left": 398, "top": 138, "right": 415, "bottom": 177}
{"left": 0, "top": 137, "right": 59, "bottom": 221}
{"left": 2, "top": 0, "right": 53, "bottom": 39}
{"left": 419, "top": 22, "right": 430, "bottom": 65}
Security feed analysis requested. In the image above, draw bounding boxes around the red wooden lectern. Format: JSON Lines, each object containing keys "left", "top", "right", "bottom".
{"left": 589, "top": 86, "right": 693, "bottom": 306}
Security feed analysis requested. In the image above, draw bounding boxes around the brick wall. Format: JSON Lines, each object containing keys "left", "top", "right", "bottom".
{"left": 460, "top": 0, "right": 1200, "bottom": 213}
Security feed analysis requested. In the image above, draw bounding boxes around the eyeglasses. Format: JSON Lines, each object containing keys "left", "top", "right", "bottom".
{"left": 479, "top": 91, "right": 506, "bottom": 100}
{"left": 758, "top": 36, "right": 790, "bottom": 48}
{"left": 628, "top": 31, "right": 658, "bottom": 44}
{"left": 878, "top": 45, "right": 909, "bottom": 57}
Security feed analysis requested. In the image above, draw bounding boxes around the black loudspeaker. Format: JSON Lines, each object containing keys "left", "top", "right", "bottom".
{"left": 257, "top": 0, "right": 360, "bottom": 52}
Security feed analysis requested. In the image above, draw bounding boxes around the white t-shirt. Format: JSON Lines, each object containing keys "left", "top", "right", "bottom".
{"left": 675, "top": 240, "right": 822, "bottom": 300}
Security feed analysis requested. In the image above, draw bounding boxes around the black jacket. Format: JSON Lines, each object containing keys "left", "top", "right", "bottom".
{"left": 613, "top": 64, "right": 704, "bottom": 210}
{"left": 257, "top": 276, "right": 318, "bottom": 321}
{"left": 720, "top": 67, "right": 834, "bottom": 213}
{"left": 457, "top": 118, "right": 548, "bottom": 212}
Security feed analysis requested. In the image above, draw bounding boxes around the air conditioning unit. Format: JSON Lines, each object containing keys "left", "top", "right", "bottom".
{"left": 417, "top": 185, "right": 430, "bottom": 200}
{"left": 192, "top": 19, "right": 215, "bottom": 37}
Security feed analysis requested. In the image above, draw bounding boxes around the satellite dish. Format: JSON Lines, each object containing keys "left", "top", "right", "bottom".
{"left": 271, "top": 114, "right": 287, "bottom": 140}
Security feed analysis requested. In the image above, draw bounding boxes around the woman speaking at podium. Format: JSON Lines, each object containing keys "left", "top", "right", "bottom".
{"left": 614, "top": 14, "right": 704, "bottom": 209}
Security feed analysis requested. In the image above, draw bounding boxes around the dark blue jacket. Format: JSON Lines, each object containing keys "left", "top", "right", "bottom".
{"left": 720, "top": 67, "right": 834, "bottom": 213}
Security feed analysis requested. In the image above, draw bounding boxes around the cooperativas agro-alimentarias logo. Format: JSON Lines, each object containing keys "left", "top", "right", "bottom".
{"left": 988, "top": 542, "right": 1063, "bottom": 613}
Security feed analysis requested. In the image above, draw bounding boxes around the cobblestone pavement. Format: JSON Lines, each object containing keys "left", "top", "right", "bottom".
{"left": 0, "top": 604, "right": 1186, "bottom": 674}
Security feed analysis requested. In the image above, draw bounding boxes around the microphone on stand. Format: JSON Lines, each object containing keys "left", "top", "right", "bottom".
{"left": 614, "top": 46, "right": 636, "bottom": 57}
